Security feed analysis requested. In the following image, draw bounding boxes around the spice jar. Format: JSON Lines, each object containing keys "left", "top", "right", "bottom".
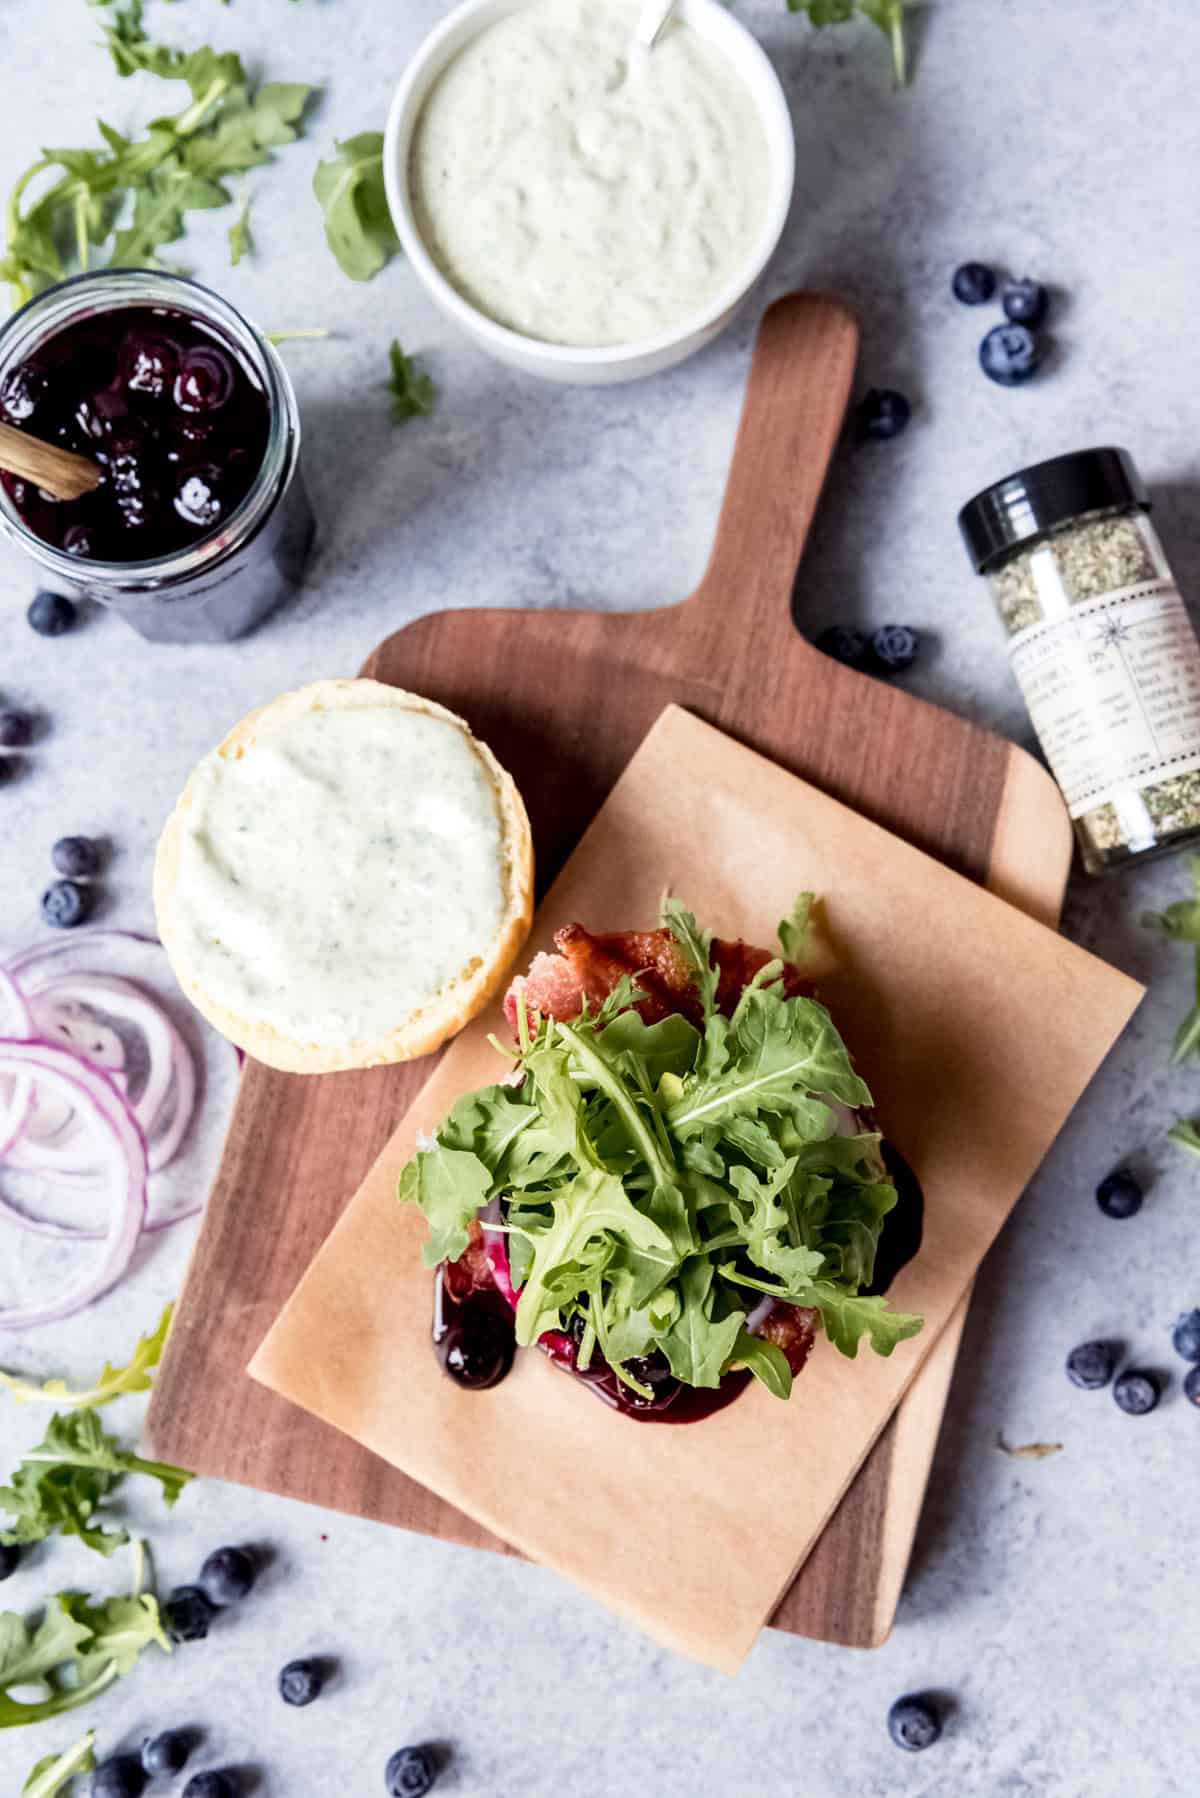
{"left": 0, "top": 269, "right": 313, "bottom": 644}
{"left": 959, "top": 448, "right": 1200, "bottom": 874}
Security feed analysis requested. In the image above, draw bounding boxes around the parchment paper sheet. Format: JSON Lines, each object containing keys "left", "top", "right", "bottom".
{"left": 250, "top": 705, "right": 1142, "bottom": 1671}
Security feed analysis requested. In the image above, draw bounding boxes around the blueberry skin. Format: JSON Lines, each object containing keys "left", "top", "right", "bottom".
{"left": 855, "top": 387, "right": 911, "bottom": 442}
{"left": 815, "top": 625, "right": 872, "bottom": 671}
{"left": 1066, "top": 1340, "right": 1114, "bottom": 1390}
{"left": 1113, "top": 1371, "right": 1160, "bottom": 1415}
{"left": 386, "top": 1746, "right": 438, "bottom": 1797}
{"left": 0, "top": 709, "right": 32, "bottom": 748}
{"left": 979, "top": 323, "right": 1042, "bottom": 386}
{"left": 182, "top": 1775, "right": 235, "bottom": 1798}
{"left": 41, "top": 878, "right": 92, "bottom": 929}
{"left": 1096, "top": 1168, "right": 1143, "bottom": 1219}
{"left": 0, "top": 757, "right": 19, "bottom": 788}
{"left": 141, "top": 1731, "right": 191, "bottom": 1777}
{"left": 872, "top": 624, "right": 920, "bottom": 673}
{"left": 27, "top": 591, "right": 77, "bottom": 636}
{"left": 90, "top": 1755, "right": 146, "bottom": 1798}
{"left": 887, "top": 1694, "right": 942, "bottom": 1752}
{"left": 279, "top": 1657, "right": 325, "bottom": 1706}
{"left": 0, "top": 1541, "right": 21, "bottom": 1580}
{"left": 198, "top": 1544, "right": 257, "bottom": 1606}
{"left": 1185, "top": 1365, "right": 1200, "bottom": 1408}
{"left": 1171, "top": 1309, "right": 1200, "bottom": 1362}
{"left": 1002, "top": 277, "right": 1049, "bottom": 327}
{"left": 952, "top": 261, "right": 996, "bottom": 305}
{"left": 51, "top": 834, "right": 101, "bottom": 879}
{"left": 162, "top": 1585, "right": 216, "bottom": 1643}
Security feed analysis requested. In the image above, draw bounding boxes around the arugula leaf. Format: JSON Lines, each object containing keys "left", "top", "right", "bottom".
{"left": 1143, "top": 858, "right": 1200, "bottom": 1062}
{"left": 787, "top": 0, "right": 909, "bottom": 86}
{"left": 0, "top": 1411, "right": 192, "bottom": 1556}
{"left": 399, "top": 895, "right": 922, "bottom": 1394}
{"left": 228, "top": 189, "right": 252, "bottom": 264}
{"left": 23, "top": 1730, "right": 97, "bottom": 1797}
{"left": 4, "top": 6, "right": 314, "bottom": 306}
{"left": 313, "top": 132, "right": 400, "bottom": 281}
{"left": 1168, "top": 1118, "right": 1200, "bottom": 1158}
{"left": 777, "top": 892, "right": 816, "bottom": 967}
{"left": 387, "top": 341, "right": 436, "bottom": 425}
{"left": 727, "top": 1328, "right": 792, "bottom": 1399}
{"left": 0, "top": 1579, "right": 169, "bottom": 1731}
{"left": 1, "top": 1306, "right": 173, "bottom": 1409}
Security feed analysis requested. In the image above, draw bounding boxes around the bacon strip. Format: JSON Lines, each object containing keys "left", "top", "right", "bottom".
{"left": 504, "top": 923, "right": 813, "bottom": 1034}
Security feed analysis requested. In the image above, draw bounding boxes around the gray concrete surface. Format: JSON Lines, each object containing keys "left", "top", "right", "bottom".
{"left": 1, "top": 0, "right": 1198, "bottom": 1791}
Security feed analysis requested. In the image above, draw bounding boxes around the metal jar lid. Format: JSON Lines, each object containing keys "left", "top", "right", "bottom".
{"left": 958, "top": 447, "right": 1150, "bottom": 573}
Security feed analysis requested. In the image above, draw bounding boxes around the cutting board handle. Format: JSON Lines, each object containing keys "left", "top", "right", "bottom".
{"left": 688, "top": 293, "right": 859, "bottom": 659}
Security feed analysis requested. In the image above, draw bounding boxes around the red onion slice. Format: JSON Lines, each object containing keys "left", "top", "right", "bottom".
{"left": 0, "top": 1039, "right": 147, "bottom": 1331}
{"left": 0, "top": 969, "right": 33, "bottom": 1161}
{"left": 479, "top": 1198, "right": 520, "bottom": 1309}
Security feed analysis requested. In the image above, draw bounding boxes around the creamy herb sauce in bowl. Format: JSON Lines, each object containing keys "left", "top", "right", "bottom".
{"left": 408, "top": 0, "right": 773, "bottom": 349}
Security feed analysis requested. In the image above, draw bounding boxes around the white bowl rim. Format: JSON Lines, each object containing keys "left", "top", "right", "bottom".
{"left": 383, "top": 0, "right": 796, "bottom": 368}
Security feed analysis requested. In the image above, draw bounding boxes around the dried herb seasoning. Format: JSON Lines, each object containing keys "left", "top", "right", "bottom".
{"left": 960, "top": 448, "right": 1200, "bottom": 874}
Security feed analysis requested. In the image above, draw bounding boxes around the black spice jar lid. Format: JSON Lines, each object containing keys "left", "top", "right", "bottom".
{"left": 958, "top": 447, "right": 1150, "bottom": 573}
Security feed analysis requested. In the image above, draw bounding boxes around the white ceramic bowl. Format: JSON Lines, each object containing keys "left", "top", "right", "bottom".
{"left": 384, "top": 0, "right": 796, "bottom": 385}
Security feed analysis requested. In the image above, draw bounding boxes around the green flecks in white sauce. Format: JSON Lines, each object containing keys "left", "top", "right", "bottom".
{"left": 409, "top": 0, "right": 772, "bottom": 348}
{"left": 173, "top": 708, "right": 506, "bottom": 1048}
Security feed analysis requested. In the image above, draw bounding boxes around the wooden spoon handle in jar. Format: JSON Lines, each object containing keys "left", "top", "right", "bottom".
{"left": 0, "top": 420, "right": 101, "bottom": 503}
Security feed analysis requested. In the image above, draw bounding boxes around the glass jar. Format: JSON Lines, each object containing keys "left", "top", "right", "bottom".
{"left": 0, "top": 269, "right": 314, "bottom": 644}
{"left": 959, "top": 447, "right": 1200, "bottom": 875}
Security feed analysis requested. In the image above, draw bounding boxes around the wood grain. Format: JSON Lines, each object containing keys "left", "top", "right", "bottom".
{"left": 0, "top": 419, "right": 101, "bottom": 501}
{"left": 147, "top": 293, "right": 1073, "bottom": 1647}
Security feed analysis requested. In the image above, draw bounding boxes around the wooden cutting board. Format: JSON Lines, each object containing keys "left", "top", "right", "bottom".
{"left": 147, "top": 293, "right": 1073, "bottom": 1648}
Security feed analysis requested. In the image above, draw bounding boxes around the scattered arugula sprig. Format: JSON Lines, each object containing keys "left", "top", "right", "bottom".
{"left": 786, "top": 0, "right": 909, "bottom": 88}
{"left": 1143, "top": 856, "right": 1200, "bottom": 1066}
{"left": 313, "top": 132, "right": 400, "bottom": 281}
{"left": 0, "top": 1305, "right": 173, "bottom": 1410}
{"left": 1, "top": 1544, "right": 169, "bottom": 1731}
{"left": 23, "top": 1729, "right": 97, "bottom": 1795}
{"left": 401, "top": 898, "right": 921, "bottom": 1400}
{"left": 0, "top": 1410, "right": 192, "bottom": 1558}
{"left": 387, "top": 341, "right": 435, "bottom": 425}
{"left": 2, "top": 0, "right": 314, "bottom": 307}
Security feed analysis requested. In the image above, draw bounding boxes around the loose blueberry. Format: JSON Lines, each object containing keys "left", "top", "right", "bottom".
{"left": 1113, "top": 1371, "right": 1160, "bottom": 1416}
{"left": 0, "top": 756, "right": 20, "bottom": 788}
{"left": 871, "top": 624, "right": 920, "bottom": 673}
{"left": 979, "top": 322, "right": 1042, "bottom": 386}
{"left": 855, "top": 387, "right": 911, "bottom": 442}
{"left": 279, "top": 1657, "right": 325, "bottom": 1706}
{"left": 0, "top": 1541, "right": 21, "bottom": 1580}
{"left": 51, "top": 835, "right": 102, "bottom": 879}
{"left": 174, "top": 345, "right": 236, "bottom": 416}
{"left": 141, "top": 1730, "right": 191, "bottom": 1777}
{"left": 41, "top": 879, "right": 92, "bottom": 930}
{"left": 1066, "top": 1340, "right": 1114, "bottom": 1391}
{"left": 0, "top": 709, "right": 33, "bottom": 749}
{"left": 815, "top": 625, "right": 872, "bottom": 671}
{"left": 182, "top": 1775, "right": 235, "bottom": 1798}
{"left": 1172, "top": 1309, "right": 1200, "bottom": 1363}
{"left": 1185, "top": 1365, "right": 1200, "bottom": 1408}
{"left": 952, "top": 261, "right": 996, "bottom": 305}
{"left": 1096, "top": 1168, "right": 1143, "bottom": 1218}
{"left": 1001, "top": 278, "right": 1049, "bottom": 327}
{"left": 198, "top": 1544, "right": 257, "bottom": 1606}
{"left": 385, "top": 1746, "right": 438, "bottom": 1797}
{"left": 90, "top": 1754, "right": 146, "bottom": 1798}
{"left": 27, "top": 591, "right": 78, "bottom": 636}
{"left": 162, "top": 1585, "right": 216, "bottom": 1643}
{"left": 887, "top": 1694, "right": 942, "bottom": 1752}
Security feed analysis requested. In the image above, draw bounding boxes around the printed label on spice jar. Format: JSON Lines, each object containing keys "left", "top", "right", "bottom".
{"left": 1007, "top": 580, "right": 1200, "bottom": 817}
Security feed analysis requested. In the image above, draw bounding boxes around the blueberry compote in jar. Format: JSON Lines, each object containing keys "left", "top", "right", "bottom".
{"left": 0, "top": 270, "right": 313, "bottom": 643}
